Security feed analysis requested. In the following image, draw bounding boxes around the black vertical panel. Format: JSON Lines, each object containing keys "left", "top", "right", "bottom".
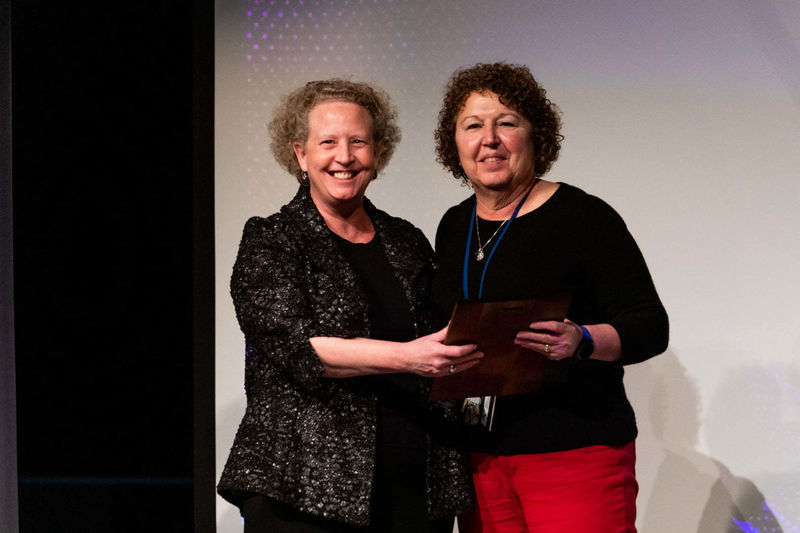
{"left": 192, "top": 0, "right": 216, "bottom": 531}
{"left": 1, "top": 0, "right": 20, "bottom": 531}
{"left": 12, "top": 1, "right": 204, "bottom": 530}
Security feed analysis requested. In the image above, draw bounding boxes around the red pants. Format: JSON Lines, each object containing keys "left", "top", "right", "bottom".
{"left": 459, "top": 442, "right": 638, "bottom": 533}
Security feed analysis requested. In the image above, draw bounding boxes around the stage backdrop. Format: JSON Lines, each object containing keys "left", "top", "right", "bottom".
{"left": 215, "top": 1, "right": 800, "bottom": 531}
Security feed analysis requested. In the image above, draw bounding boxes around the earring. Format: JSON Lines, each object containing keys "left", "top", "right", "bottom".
{"left": 301, "top": 171, "right": 309, "bottom": 184}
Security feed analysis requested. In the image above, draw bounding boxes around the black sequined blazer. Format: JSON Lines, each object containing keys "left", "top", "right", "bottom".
{"left": 217, "top": 187, "right": 473, "bottom": 526}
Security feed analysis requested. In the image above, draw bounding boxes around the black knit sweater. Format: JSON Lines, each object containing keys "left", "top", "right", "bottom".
{"left": 432, "top": 183, "right": 669, "bottom": 455}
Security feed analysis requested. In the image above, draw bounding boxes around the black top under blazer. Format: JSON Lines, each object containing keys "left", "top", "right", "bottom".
{"left": 217, "top": 187, "right": 473, "bottom": 526}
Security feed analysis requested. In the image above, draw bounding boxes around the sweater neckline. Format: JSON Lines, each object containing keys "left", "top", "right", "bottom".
{"left": 475, "top": 181, "right": 567, "bottom": 223}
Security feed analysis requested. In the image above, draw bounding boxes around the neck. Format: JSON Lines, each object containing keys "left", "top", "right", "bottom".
{"left": 310, "top": 191, "right": 375, "bottom": 243}
{"left": 474, "top": 178, "right": 538, "bottom": 220}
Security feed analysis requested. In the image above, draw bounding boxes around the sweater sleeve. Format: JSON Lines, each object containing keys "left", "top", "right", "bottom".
{"left": 580, "top": 198, "right": 669, "bottom": 365}
{"left": 230, "top": 216, "right": 331, "bottom": 393}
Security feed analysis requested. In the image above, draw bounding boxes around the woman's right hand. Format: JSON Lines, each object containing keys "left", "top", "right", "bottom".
{"left": 402, "top": 325, "right": 483, "bottom": 377}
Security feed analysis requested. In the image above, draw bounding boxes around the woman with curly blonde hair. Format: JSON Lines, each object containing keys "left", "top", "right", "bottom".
{"left": 218, "top": 79, "right": 481, "bottom": 532}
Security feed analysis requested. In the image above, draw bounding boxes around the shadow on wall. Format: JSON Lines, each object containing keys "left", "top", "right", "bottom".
{"left": 632, "top": 351, "right": 783, "bottom": 533}
{"left": 704, "top": 363, "right": 800, "bottom": 532}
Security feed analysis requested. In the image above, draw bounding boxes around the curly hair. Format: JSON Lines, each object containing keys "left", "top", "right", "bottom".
{"left": 434, "top": 62, "right": 563, "bottom": 184}
{"left": 269, "top": 79, "right": 401, "bottom": 184}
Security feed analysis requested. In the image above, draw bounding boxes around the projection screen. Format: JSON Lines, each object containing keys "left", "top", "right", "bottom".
{"left": 215, "top": 1, "right": 800, "bottom": 531}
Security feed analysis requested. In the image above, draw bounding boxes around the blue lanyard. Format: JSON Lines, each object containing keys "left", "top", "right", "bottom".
{"left": 462, "top": 184, "right": 534, "bottom": 300}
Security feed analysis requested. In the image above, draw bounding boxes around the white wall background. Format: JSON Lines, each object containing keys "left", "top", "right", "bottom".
{"left": 215, "top": 1, "right": 800, "bottom": 531}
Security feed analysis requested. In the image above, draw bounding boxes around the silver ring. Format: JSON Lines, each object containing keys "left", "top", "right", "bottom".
{"left": 449, "top": 364, "right": 456, "bottom": 374}
{"left": 544, "top": 343, "right": 550, "bottom": 354}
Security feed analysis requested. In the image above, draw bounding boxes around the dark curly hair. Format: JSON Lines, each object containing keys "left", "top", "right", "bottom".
{"left": 434, "top": 62, "right": 563, "bottom": 184}
{"left": 269, "top": 79, "right": 401, "bottom": 184}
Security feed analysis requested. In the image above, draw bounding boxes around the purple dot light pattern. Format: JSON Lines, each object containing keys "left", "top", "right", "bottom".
{"left": 236, "top": 0, "right": 492, "bottom": 199}
{"left": 243, "top": 0, "right": 418, "bottom": 72}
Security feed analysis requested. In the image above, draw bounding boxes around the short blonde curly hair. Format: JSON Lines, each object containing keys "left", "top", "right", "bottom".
{"left": 269, "top": 79, "right": 402, "bottom": 184}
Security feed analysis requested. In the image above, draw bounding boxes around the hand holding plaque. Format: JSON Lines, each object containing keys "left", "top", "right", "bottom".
{"left": 428, "top": 295, "right": 571, "bottom": 400}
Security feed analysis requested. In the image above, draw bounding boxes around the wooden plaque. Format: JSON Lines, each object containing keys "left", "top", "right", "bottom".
{"left": 428, "top": 295, "right": 571, "bottom": 400}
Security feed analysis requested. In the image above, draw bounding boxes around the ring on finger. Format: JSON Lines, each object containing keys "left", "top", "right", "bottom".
{"left": 544, "top": 343, "right": 550, "bottom": 354}
{"left": 449, "top": 364, "right": 456, "bottom": 374}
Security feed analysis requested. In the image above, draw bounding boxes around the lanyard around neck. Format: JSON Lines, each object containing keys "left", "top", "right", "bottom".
{"left": 462, "top": 184, "right": 534, "bottom": 300}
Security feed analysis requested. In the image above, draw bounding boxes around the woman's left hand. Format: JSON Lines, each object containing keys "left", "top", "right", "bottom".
{"left": 514, "top": 319, "right": 583, "bottom": 361}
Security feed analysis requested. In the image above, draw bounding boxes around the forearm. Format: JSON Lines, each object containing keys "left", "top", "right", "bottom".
{"left": 310, "top": 329, "right": 483, "bottom": 378}
{"left": 310, "top": 336, "right": 409, "bottom": 378}
{"left": 516, "top": 320, "right": 623, "bottom": 363}
{"left": 582, "top": 323, "right": 622, "bottom": 362}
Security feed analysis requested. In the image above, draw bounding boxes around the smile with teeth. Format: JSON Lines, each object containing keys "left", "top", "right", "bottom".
{"left": 331, "top": 171, "right": 357, "bottom": 179}
{"left": 481, "top": 156, "right": 505, "bottom": 162}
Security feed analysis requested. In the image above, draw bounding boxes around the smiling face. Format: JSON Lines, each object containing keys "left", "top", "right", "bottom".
{"left": 454, "top": 91, "right": 537, "bottom": 196}
{"left": 293, "top": 101, "right": 380, "bottom": 215}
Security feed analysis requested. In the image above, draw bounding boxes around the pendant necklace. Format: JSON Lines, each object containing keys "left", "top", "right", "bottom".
{"left": 462, "top": 179, "right": 538, "bottom": 301}
{"left": 474, "top": 218, "right": 508, "bottom": 261}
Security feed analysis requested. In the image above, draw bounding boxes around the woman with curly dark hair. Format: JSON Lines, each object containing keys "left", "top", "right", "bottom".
{"left": 431, "top": 62, "right": 669, "bottom": 532}
{"left": 217, "top": 79, "right": 482, "bottom": 532}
